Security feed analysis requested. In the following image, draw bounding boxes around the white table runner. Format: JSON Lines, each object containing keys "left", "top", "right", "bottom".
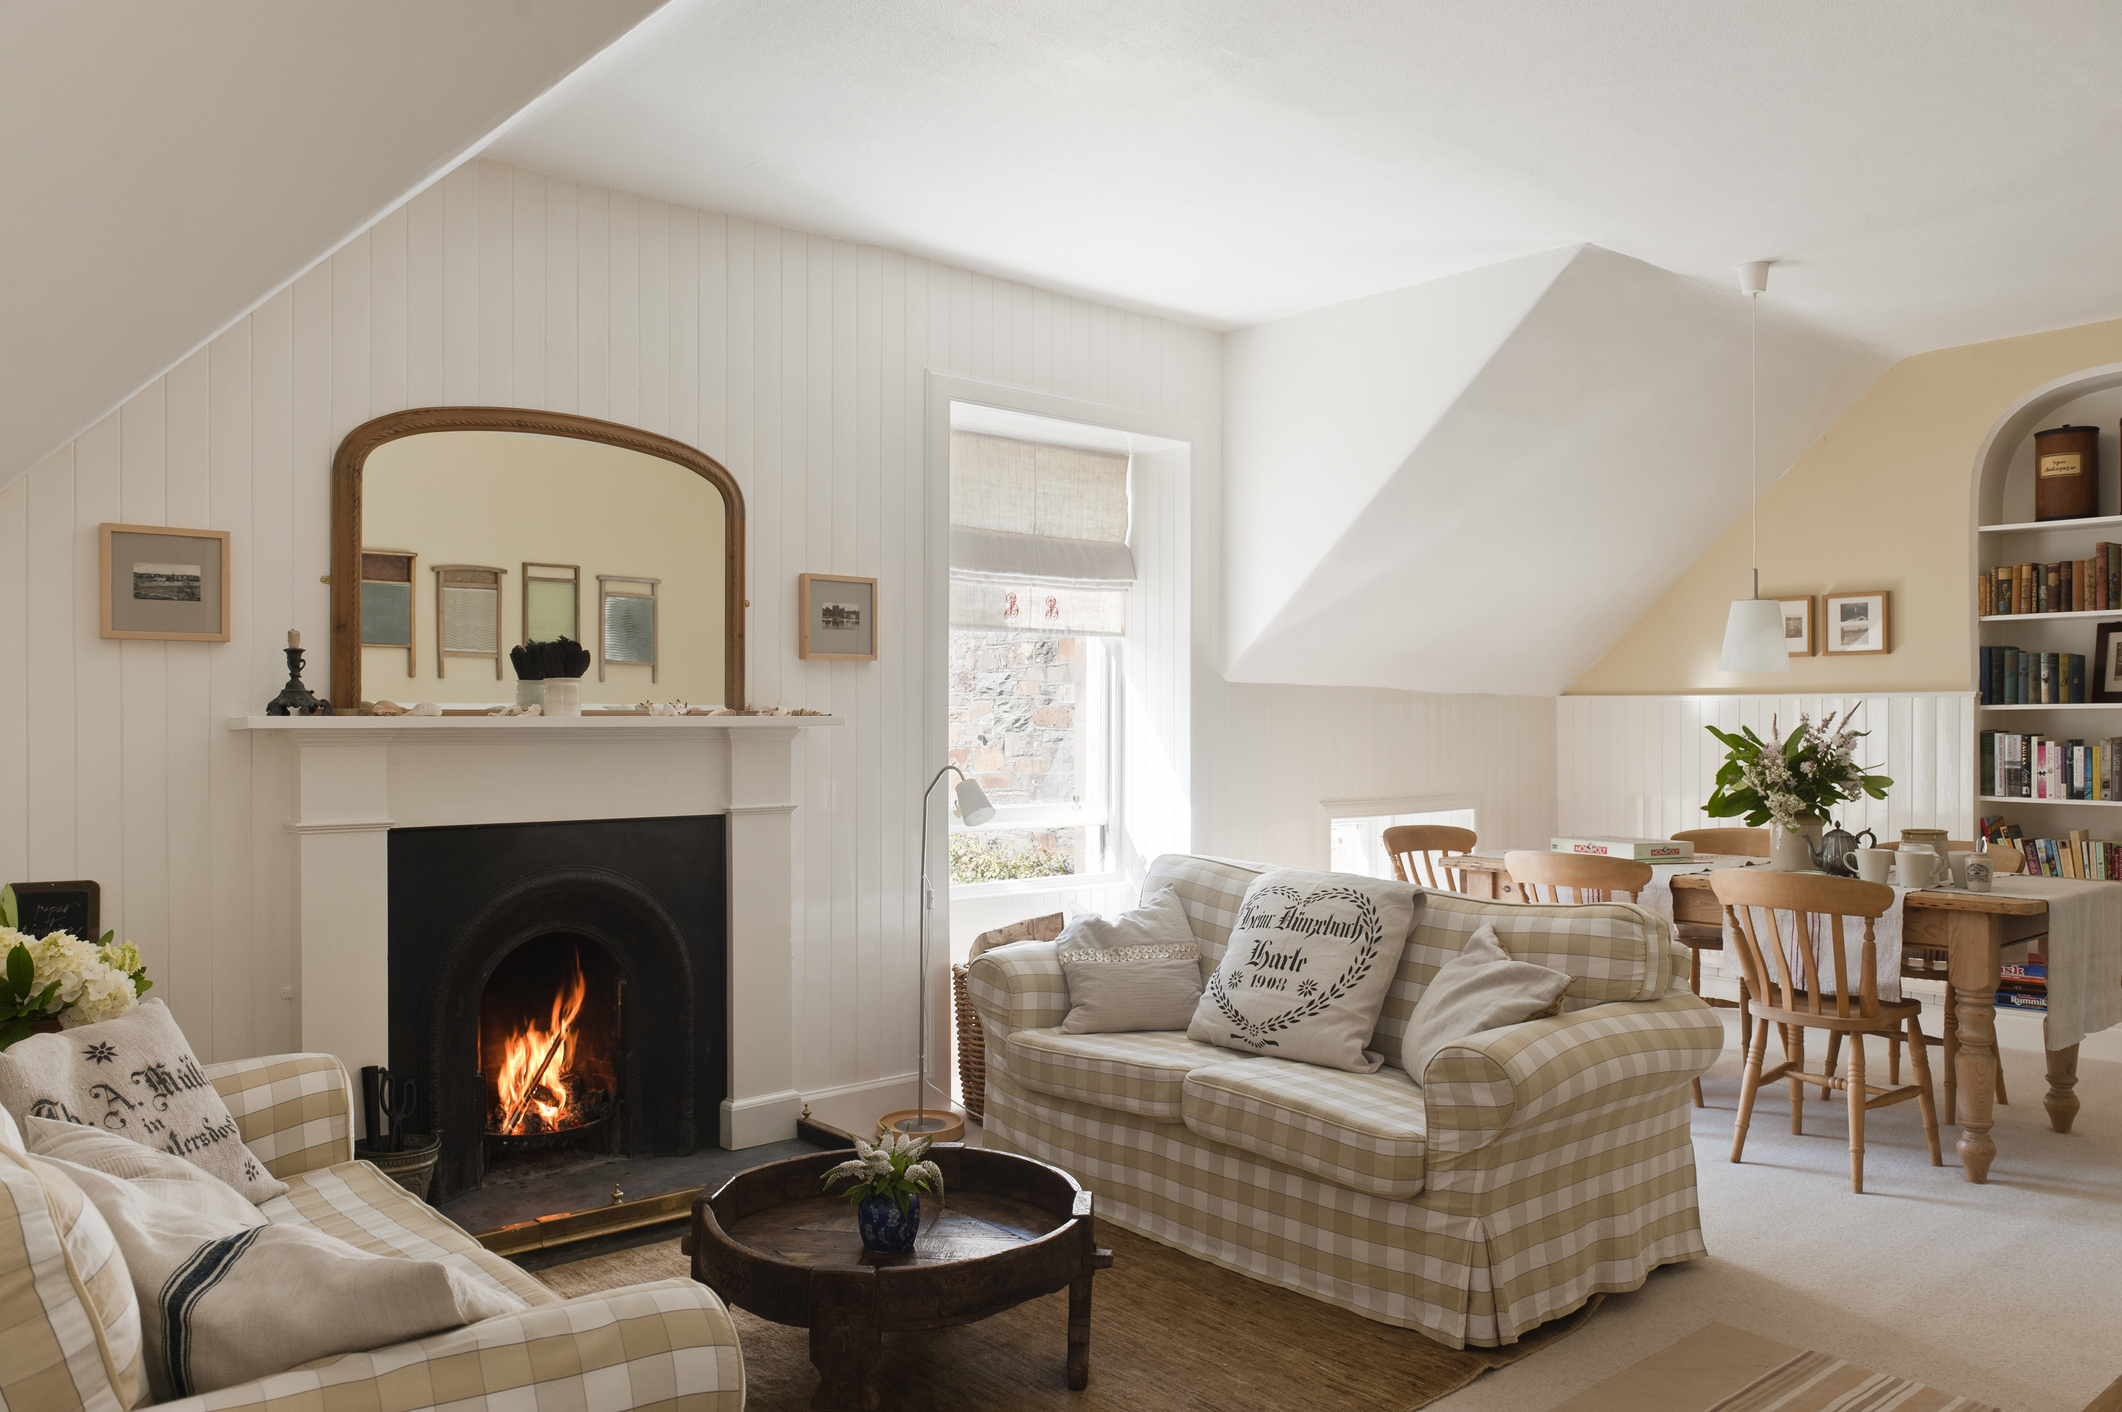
{"left": 1983, "top": 876, "right": 2122, "bottom": 1050}
{"left": 1637, "top": 865, "right": 2122, "bottom": 1046}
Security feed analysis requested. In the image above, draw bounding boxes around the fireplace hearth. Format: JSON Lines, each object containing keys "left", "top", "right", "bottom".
{"left": 387, "top": 815, "right": 726, "bottom": 1203}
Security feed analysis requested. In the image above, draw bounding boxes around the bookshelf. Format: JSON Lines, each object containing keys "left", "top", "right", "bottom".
{"left": 1971, "top": 366, "right": 2122, "bottom": 865}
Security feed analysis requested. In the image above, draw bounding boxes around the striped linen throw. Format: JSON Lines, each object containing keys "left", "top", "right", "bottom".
{"left": 1710, "top": 1349, "right": 1999, "bottom": 1412}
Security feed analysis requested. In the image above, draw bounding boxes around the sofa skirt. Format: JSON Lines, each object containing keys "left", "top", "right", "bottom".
{"left": 982, "top": 1067, "right": 1707, "bottom": 1349}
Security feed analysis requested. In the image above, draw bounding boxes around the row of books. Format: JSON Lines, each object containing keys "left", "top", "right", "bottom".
{"left": 1979, "top": 817, "right": 2122, "bottom": 879}
{"left": 1998, "top": 958, "right": 2048, "bottom": 1011}
{"left": 1979, "top": 733, "right": 2121, "bottom": 798}
{"left": 1979, "top": 647, "right": 2088, "bottom": 703}
{"left": 1980, "top": 549, "right": 2122, "bottom": 615}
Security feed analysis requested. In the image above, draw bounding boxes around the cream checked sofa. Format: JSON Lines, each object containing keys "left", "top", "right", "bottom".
{"left": 0, "top": 1051, "right": 744, "bottom": 1412}
{"left": 967, "top": 853, "right": 1725, "bottom": 1350}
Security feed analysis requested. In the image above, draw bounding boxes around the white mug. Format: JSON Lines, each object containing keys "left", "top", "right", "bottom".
{"left": 1851, "top": 848, "right": 1894, "bottom": 885}
{"left": 1964, "top": 855, "right": 1995, "bottom": 893}
{"left": 1949, "top": 850, "right": 1974, "bottom": 887}
{"left": 1898, "top": 845, "right": 1943, "bottom": 889}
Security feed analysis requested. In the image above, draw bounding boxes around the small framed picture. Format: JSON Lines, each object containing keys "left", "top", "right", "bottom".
{"left": 2093, "top": 621, "right": 2122, "bottom": 702}
{"left": 100, "top": 523, "right": 230, "bottom": 641}
{"left": 1778, "top": 596, "right": 1815, "bottom": 656}
{"left": 798, "top": 573, "right": 878, "bottom": 661}
{"left": 1822, "top": 591, "right": 1891, "bottom": 655}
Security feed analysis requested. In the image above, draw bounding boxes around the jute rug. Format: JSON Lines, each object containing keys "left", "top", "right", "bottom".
{"left": 537, "top": 1226, "right": 1597, "bottom": 1411}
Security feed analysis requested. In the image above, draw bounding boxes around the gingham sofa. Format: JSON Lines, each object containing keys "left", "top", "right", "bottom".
{"left": 967, "top": 853, "right": 1725, "bottom": 1350}
{"left": 0, "top": 1051, "right": 744, "bottom": 1412}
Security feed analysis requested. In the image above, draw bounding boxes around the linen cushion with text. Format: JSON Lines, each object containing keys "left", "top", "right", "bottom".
{"left": 0, "top": 1000, "right": 288, "bottom": 1203}
{"left": 1187, "top": 869, "right": 1424, "bottom": 1072}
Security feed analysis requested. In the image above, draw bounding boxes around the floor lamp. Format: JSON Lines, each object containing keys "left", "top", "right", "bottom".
{"left": 883, "top": 764, "right": 994, "bottom": 1140}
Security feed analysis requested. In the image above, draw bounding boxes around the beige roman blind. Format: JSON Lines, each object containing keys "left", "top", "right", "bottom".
{"left": 949, "top": 430, "right": 1133, "bottom": 635}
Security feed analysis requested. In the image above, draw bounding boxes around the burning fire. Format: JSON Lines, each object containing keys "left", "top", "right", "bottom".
{"left": 494, "top": 954, "right": 588, "bottom": 1136}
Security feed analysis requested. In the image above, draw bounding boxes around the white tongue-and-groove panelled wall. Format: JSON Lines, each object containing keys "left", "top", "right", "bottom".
{"left": 8, "top": 153, "right": 1943, "bottom": 1112}
{"left": 1558, "top": 694, "right": 1978, "bottom": 842}
{"left": 6, "top": 156, "right": 1568, "bottom": 1126}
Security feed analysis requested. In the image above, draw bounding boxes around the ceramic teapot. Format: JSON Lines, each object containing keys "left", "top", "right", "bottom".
{"left": 1810, "top": 822, "right": 1878, "bottom": 877}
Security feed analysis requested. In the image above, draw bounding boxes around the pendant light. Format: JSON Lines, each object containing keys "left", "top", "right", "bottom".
{"left": 1717, "top": 259, "right": 1790, "bottom": 673}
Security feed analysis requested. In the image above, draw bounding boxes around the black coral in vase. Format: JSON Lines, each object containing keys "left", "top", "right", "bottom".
{"left": 511, "top": 638, "right": 591, "bottom": 680}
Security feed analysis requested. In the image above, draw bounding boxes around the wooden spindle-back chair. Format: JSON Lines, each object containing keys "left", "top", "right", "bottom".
{"left": 1503, "top": 851, "right": 1651, "bottom": 905}
{"left": 1667, "top": 829, "right": 1769, "bottom": 1108}
{"left": 1384, "top": 824, "right": 1477, "bottom": 891}
{"left": 1711, "top": 869, "right": 1942, "bottom": 1192}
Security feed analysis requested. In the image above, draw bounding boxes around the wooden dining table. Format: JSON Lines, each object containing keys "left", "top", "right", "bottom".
{"left": 1440, "top": 852, "right": 2072, "bottom": 1184}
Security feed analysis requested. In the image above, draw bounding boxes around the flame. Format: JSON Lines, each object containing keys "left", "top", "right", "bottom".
{"left": 495, "top": 954, "right": 588, "bottom": 1135}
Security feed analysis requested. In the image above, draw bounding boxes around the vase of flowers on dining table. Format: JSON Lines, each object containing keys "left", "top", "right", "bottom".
{"left": 1702, "top": 711, "right": 1894, "bottom": 872}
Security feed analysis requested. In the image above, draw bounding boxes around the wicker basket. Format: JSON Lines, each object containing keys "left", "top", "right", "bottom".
{"left": 953, "top": 912, "right": 1065, "bottom": 1121}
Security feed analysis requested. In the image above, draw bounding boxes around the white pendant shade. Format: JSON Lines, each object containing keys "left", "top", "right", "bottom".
{"left": 1718, "top": 597, "right": 1790, "bottom": 673}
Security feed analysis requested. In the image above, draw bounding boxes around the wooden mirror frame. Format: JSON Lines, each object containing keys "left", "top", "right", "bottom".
{"left": 330, "top": 407, "right": 745, "bottom": 711}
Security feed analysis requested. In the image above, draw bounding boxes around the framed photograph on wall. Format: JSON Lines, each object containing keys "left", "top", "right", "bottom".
{"left": 1822, "top": 590, "right": 1891, "bottom": 655}
{"left": 2093, "top": 621, "right": 2122, "bottom": 703}
{"left": 100, "top": 523, "right": 230, "bottom": 641}
{"left": 799, "top": 573, "right": 878, "bottom": 660}
{"left": 1778, "top": 596, "right": 1815, "bottom": 656}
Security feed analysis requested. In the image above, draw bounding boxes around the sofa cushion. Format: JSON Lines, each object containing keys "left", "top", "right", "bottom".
{"left": 1187, "top": 869, "right": 1423, "bottom": 1073}
{"left": 25, "top": 1115, "right": 266, "bottom": 1228}
{"left": 1373, "top": 891, "right": 1677, "bottom": 1069}
{"left": 0, "top": 1000, "right": 289, "bottom": 1203}
{"left": 1180, "top": 1060, "right": 1427, "bottom": 1199}
{"left": 1, "top": 1148, "right": 145, "bottom": 1410}
{"left": 1004, "top": 1029, "right": 1256, "bottom": 1122}
{"left": 1403, "top": 925, "right": 1571, "bottom": 1085}
{"left": 260, "top": 1159, "right": 556, "bottom": 1309}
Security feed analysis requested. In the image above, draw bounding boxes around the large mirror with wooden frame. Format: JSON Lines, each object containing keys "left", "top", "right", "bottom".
{"left": 330, "top": 408, "right": 745, "bottom": 711}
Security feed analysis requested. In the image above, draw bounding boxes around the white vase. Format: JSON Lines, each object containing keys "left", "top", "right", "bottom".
{"left": 542, "top": 678, "right": 581, "bottom": 717}
{"left": 1769, "top": 816, "right": 1826, "bottom": 872}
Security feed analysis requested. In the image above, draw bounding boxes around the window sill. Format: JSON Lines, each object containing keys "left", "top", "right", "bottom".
{"left": 949, "top": 873, "right": 1124, "bottom": 902}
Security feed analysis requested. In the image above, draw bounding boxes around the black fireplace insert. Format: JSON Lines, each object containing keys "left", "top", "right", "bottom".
{"left": 386, "top": 815, "right": 726, "bottom": 1203}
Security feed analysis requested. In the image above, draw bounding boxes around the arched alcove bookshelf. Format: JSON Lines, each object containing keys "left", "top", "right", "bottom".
{"left": 1969, "top": 360, "right": 2122, "bottom": 856}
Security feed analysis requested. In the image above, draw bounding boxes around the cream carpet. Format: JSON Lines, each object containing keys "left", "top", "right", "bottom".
{"left": 1435, "top": 1010, "right": 2122, "bottom": 1412}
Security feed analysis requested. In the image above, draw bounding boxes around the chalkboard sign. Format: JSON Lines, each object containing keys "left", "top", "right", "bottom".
{"left": 9, "top": 880, "right": 101, "bottom": 940}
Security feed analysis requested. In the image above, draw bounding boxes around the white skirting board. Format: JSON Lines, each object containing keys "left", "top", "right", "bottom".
{"left": 1558, "top": 692, "right": 1976, "bottom": 843}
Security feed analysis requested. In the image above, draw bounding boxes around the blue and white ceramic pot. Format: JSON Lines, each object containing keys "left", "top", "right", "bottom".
{"left": 857, "top": 1192, "right": 921, "bottom": 1253}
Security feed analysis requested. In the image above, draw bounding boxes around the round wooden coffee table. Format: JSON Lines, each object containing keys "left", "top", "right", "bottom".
{"left": 687, "top": 1146, "right": 1112, "bottom": 1410}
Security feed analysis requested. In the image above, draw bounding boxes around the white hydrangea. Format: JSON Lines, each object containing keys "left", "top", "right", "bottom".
{"left": 5, "top": 927, "right": 142, "bottom": 1027}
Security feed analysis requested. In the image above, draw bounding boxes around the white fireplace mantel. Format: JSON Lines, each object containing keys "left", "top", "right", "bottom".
{"left": 230, "top": 713, "right": 840, "bottom": 1149}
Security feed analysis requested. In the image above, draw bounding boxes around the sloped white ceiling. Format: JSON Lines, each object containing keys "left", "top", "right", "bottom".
{"left": 0, "top": 1, "right": 667, "bottom": 481}
{"left": 1223, "top": 246, "right": 1888, "bottom": 696}
{"left": 491, "top": 0, "right": 2122, "bottom": 355}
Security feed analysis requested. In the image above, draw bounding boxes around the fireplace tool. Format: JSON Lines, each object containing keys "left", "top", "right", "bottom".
{"left": 360, "top": 1066, "right": 416, "bottom": 1153}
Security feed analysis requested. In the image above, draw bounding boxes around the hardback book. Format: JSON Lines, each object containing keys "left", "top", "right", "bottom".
{"left": 1549, "top": 836, "right": 1694, "bottom": 861}
{"left": 2041, "top": 652, "right": 2057, "bottom": 703}
{"left": 2110, "top": 544, "right": 2118, "bottom": 611}
{"left": 2100, "top": 543, "right": 2110, "bottom": 611}
{"left": 2070, "top": 653, "right": 2086, "bottom": 704}
{"left": 1999, "top": 564, "right": 2014, "bottom": 614}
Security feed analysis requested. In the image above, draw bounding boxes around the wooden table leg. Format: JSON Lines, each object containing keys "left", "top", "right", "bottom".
{"left": 2044, "top": 1018, "right": 2082, "bottom": 1134}
{"left": 808, "top": 1272, "right": 881, "bottom": 1412}
{"left": 1952, "top": 985, "right": 1999, "bottom": 1183}
{"left": 1948, "top": 913, "right": 2002, "bottom": 1183}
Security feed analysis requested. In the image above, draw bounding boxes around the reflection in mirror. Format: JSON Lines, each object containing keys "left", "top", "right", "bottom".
{"left": 345, "top": 424, "right": 734, "bottom": 707}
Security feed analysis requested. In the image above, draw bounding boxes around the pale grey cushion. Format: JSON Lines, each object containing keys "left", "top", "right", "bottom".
{"left": 0, "top": 999, "right": 287, "bottom": 1203}
{"left": 1059, "top": 943, "right": 1204, "bottom": 1034}
{"left": 1404, "top": 923, "right": 1571, "bottom": 1085}
{"left": 1053, "top": 887, "right": 1197, "bottom": 952}
{"left": 24, "top": 1116, "right": 265, "bottom": 1228}
{"left": 1187, "top": 869, "right": 1424, "bottom": 1073}
{"left": 1058, "top": 889, "right": 1204, "bottom": 1033}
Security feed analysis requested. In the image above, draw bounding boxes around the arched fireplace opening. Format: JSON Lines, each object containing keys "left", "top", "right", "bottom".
{"left": 388, "top": 816, "right": 725, "bottom": 1204}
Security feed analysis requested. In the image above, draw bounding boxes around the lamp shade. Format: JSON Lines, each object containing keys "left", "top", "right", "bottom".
{"left": 954, "top": 776, "right": 996, "bottom": 825}
{"left": 1717, "top": 597, "right": 1791, "bottom": 673}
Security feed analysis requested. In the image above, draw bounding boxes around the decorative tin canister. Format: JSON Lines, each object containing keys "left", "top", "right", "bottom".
{"left": 2034, "top": 424, "right": 2101, "bottom": 521}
